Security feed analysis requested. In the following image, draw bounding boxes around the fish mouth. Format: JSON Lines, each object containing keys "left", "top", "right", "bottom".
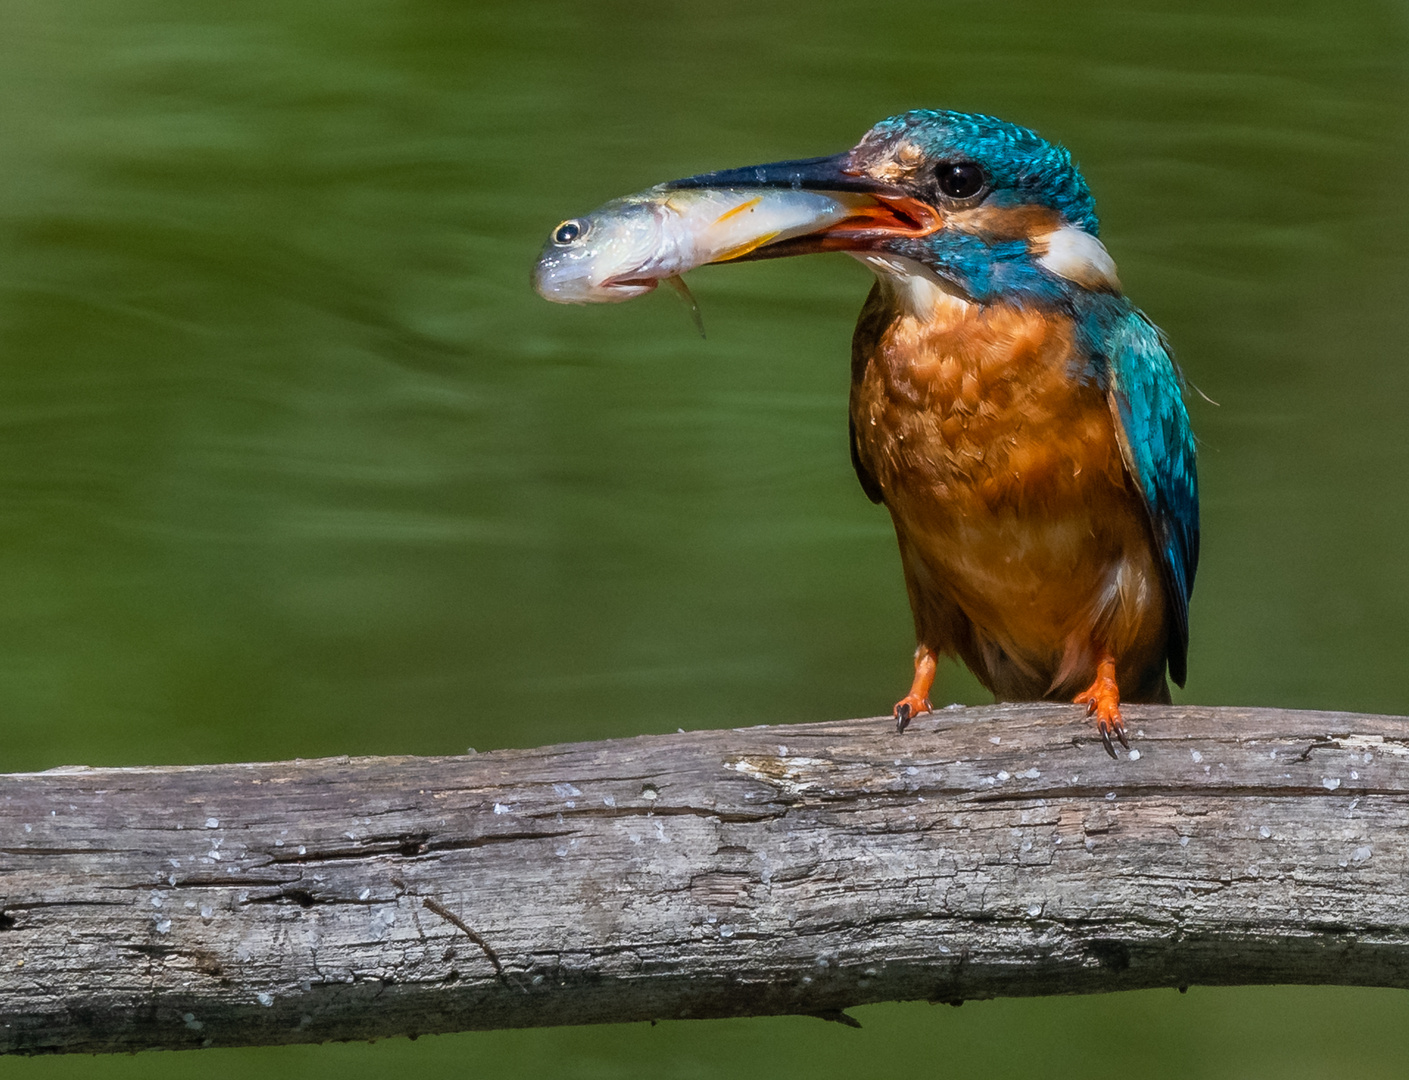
{"left": 600, "top": 275, "right": 659, "bottom": 294}
{"left": 663, "top": 152, "right": 940, "bottom": 262}
{"left": 532, "top": 258, "right": 658, "bottom": 303}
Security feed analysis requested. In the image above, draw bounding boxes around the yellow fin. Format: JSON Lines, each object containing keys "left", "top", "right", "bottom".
{"left": 711, "top": 232, "right": 780, "bottom": 264}
{"left": 712, "top": 196, "right": 763, "bottom": 224}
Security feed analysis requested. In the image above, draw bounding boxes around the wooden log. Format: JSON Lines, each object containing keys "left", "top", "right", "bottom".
{"left": 2, "top": 703, "right": 1407, "bottom": 1054}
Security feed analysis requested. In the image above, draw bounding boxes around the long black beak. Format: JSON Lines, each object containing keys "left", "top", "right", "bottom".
{"left": 664, "top": 151, "right": 905, "bottom": 197}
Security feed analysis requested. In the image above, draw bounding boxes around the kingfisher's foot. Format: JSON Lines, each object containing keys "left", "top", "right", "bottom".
{"left": 893, "top": 694, "right": 932, "bottom": 733}
{"left": 894, "top": 645, "right": 938, "bottom": 733}
{"left": 1074, "top": 655, "right": 1127, "bottom": 758}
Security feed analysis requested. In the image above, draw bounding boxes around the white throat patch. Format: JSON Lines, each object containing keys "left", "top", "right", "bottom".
{"left": 851, "top": 253, "right": 972, "bottom": 322}
{"left": 1034, "top": 226, "right": 1121, "bottom": 292}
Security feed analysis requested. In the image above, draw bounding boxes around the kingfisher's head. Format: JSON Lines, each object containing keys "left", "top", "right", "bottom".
{"left": 667, "top": 109, "right": 1119, "bottom": 307}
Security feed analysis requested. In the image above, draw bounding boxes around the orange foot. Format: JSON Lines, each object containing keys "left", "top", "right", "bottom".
{"left": 1074, "top": 654, "right": 1128, "bottom": 758}
{"left": 894, "top": 646, "right": 937, "bottom": 733}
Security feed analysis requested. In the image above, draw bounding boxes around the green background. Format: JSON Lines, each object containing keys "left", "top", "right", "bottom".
{"left": 3, "top": 0, "right": 1408, "bottom": 1076}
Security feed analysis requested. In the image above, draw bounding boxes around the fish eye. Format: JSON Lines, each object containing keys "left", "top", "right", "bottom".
{"left": 936, "top": 162, "right": 987, "bottom": 200}
{"left": 553, "top": 219, "right": 587, "bottom": 245}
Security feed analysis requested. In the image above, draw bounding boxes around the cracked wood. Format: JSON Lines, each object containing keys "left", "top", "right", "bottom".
{"left": 2, "top": 703, "right": 1408, "bottom": 1054}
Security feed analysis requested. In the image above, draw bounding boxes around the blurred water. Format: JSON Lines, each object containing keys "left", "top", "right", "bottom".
{"left": 2, "top": 0, "right": 1408, "bottom": 1076}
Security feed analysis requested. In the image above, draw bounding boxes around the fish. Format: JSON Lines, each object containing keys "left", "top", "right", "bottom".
{"left": 532, "top": 185, "right": 875, "bottom": 305}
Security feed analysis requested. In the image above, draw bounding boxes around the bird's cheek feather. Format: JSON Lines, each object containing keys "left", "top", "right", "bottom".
{"left": 1032, "top": 226, "right": 1122, "bottom": 293}
{"left": 948, "top": 203, "right": 1065, "bottom": 242}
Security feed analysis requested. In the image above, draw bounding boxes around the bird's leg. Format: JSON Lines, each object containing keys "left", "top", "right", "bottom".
{"left": 893, "top": 645, "right": 937, "bottom": 733}
{"left": 1074, "top": 653, "right": 1127, "bottom": 758}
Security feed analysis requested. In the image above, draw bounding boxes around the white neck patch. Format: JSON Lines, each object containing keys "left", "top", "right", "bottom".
{"left": 851, "top": 253, "right": 972, "bottom": 322}
{"left": 1034, "top": 226, "right": 1121, "bottom": 292}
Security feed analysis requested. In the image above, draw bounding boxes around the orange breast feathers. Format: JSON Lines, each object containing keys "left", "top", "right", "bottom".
{"left": 849, "top": 289, "right": 1169, "bottom": 700}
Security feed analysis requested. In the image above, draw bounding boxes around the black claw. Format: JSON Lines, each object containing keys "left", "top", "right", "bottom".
{"left": 1116, "top": 725, "right": 1130, "bottom": 750}
{"left": 1099, "top": 723, "right": 1117, "bottom": 759}
{"left": 896, "top": 703, "right": 912, "bottom": 733}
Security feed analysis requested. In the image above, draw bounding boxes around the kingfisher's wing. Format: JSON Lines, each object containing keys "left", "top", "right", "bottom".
{"left": 1104, "top": 310, "right": 1200, "bottom": 687}
{"left": 848, "top": 282, "right": 888, "bottom": 506}
{"left": 849, "top": 414, "right": 885, "bottom": 505}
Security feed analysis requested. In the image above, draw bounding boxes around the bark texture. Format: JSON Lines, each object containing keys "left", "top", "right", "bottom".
{"left": 2, "top": 703, "right": 1408, "bottom": 1054}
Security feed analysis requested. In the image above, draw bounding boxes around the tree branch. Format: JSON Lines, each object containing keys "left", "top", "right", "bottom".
{"left": 1, "top": 703, "right": 1406, "bottom": 1054}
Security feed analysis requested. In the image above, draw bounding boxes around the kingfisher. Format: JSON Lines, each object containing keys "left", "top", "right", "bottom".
{"left": 667, "top": 110, "right": 1199, "bottom": 755}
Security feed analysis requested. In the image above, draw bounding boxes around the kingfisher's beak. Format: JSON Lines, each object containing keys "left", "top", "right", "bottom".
{"left": 663, "top": 152, "right": 940, "bottom": 261}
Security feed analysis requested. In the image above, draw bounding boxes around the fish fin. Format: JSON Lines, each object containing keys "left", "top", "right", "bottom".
{"left": 665, "top": 275, "right": 706, "bottom": 338}
{"left": 711, "top": 232, "right": 781, "bottom": 263}
{"left": 712, "top": 196, "right": 763, "bottom": 224}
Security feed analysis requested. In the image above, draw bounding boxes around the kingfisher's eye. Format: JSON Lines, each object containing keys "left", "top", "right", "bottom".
{"left": 936, "top": 162, "right": 987, "bottom": 200}
{"left": 553, "top": 219, "right": 586, "bottom": 245}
